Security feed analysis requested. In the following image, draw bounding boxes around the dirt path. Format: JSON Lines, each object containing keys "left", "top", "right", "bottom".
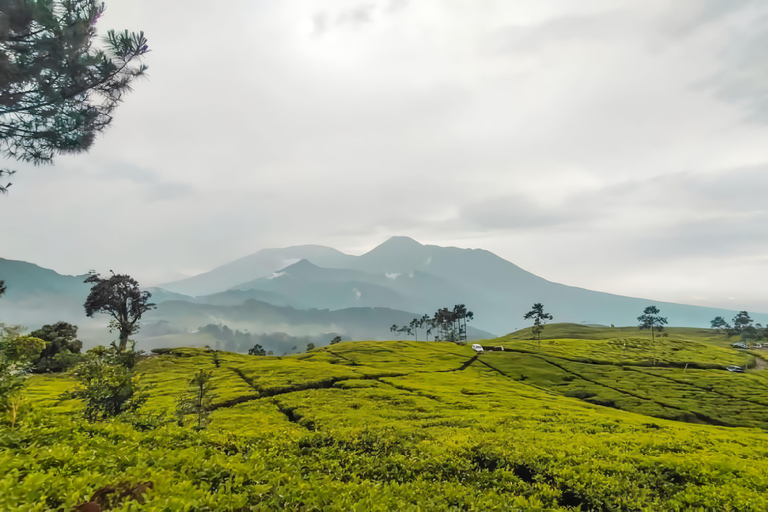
{"left": 750, "top": 355, "right": 768, "bottom": 371}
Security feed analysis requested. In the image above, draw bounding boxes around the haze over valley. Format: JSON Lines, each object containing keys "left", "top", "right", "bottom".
{"left": 2, "top": 236, "right": 765, "bottom": 355}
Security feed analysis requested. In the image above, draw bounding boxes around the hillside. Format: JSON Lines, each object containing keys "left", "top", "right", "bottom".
{"left": 3, "top": 237, "right": 767, "bottom": 348}
{"left": 9, "top": 329, "right": 768, "bottom": 510}
{"left": 159, "top": 237, "right": 768, "bottom": 334}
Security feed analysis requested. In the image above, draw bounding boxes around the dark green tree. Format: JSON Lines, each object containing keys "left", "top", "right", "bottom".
{"left": 176, "top": 369, "right": 216, "bottom": 430}
{"left": 731, "top": 311, "right": 753, "bottom": 336}
{"left": 638, "top": 305, "right": 668, "bottom": 352}
{"left": 710, "top": 316, "right": 730, "bottom": 333}
{"left": 0, "top": 280, "right": 5, "bottom": 297}
{"left": 306, "top": 342, "right": 316, "bottom": 352}
{"left": 83, "top": 271, "right": 155, "bottom": 353}
{"left": 30, "top": 321, "right": 83, "bottom": 372}
{"left": 330, "top": 335, "right": 342, "bottom": 345}
{"left": 0, "top": 0, "right": 150, "bottom": 192}
{"left": 248, "top": 344, "right": 266, "bottom": 356}
{"left": 524, "top": 303, "right": 553, "bottom": 347}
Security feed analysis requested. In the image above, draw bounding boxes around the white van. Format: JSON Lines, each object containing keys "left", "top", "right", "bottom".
{"left": 471, "top": 344, "right": 484, "bottom": 353}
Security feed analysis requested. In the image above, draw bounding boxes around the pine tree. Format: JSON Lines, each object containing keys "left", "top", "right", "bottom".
{"left": 1, "top": 0, "right": 149, "bottom": 191}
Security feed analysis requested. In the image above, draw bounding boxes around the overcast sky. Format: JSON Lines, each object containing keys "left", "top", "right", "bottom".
{"left": 2, "top": 0, "right": 767, "bottom": 313}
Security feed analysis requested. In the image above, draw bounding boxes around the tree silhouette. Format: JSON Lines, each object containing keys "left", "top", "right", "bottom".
{"left": 83, "top": 271, "right": 155, "bottom": 352}
{"left": 710, "top": 316, "right": 730, "bottom": 333}
{"left": 1, "top": 0, "right": 150, "bottom": 192}
{"left": 524, "top": 303, "right": 553, "bottom": 347}
{"left": 638, "top": 305, "right": 667, "bottom": 362}
{"left": 248, "top": 344, "right": 266, "bottom": 356}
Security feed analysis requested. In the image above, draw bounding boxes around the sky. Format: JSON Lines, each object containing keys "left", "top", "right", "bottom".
{"left": 2, "top": 0, "right": 768, "bottom": 313}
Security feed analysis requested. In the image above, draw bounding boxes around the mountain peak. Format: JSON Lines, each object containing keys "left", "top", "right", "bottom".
{"left": 280, "top": 258, "right": 319, "bottom": 272}
{"left": 373, "top": 236, "right": 423, "bottom": 251}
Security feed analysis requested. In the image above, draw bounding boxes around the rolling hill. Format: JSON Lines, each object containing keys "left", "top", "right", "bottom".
{"left": 2, "top": 237, "right": 767, "bottom": 350}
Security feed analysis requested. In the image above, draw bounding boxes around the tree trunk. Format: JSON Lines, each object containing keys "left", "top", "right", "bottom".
{"left": 119, "top": 329, "right": 130, "bottom": 353}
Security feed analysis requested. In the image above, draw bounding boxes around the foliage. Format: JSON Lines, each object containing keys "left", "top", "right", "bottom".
{"left": 524, "top": 302, "right": 553, "bottom": 344}
{"left": 71, "top": 346, "right": 146, "bottom": 421}
{"left": 30, "top": 321, "right": 83, "bottom": 372}
{"left": 392, "top": 306, "right": 474, "bottom": 342}
{"left": 248, "top": 344, "right": 266, "bottom": 356}
{"left": 84, "top": 271, "right": 156, "bottom": 352}
{"left": 0, "top": 325, "right": 44, "bottom": 427}
{"left": 176, "top": 369, "right": 216, "bottom": 430}
{"left": 330, "top": 336, "right": 342, "bottom": 345}
{"left": 0, "top": 334, "right": 45, "bottom": 364}
{"left": 0, "top": 0, "right": 149, "bottom": 192}
{"left": 5, "top": 336, "right": 768, "bottom": 510}
{"left": 0, "top": 279, "right": 5, "bottom": 297}
{"left": 306, "top": 342, "right": 316, "bottom": 352}
{"left": 710, "top": 316, "right": 730, "bottom": 333}
{"left": 638, "top": 305, "right": 668, "bottom": 351}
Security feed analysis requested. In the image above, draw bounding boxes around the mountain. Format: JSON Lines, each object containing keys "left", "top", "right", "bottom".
{"left": 179, "top": 236, "right": 768, "bottom": 335}
{"left": 159, "top": 245, "right": 355, "bottom": 296}
{"left": 3, "top": 237, "right": 768, "bottom": 348}
{"left": 0, "top": 258, "right": 107, "bottom": 342}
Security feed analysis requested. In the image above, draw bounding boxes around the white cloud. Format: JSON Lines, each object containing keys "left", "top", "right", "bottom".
{"left": 385, "top": 272, "right": 400, "bottom": 279}
{"left": 2, "top": 0, "right": 768, "bottom": 312}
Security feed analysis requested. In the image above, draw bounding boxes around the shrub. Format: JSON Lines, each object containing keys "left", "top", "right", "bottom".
{"left": 176, "top": 369, "right": 217, "bottom": 430}
{"left": 72, "top": 346, "right": 146, "bottom": 421}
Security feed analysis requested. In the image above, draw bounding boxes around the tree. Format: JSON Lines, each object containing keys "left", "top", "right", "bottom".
{"left": 248, "top": 344, "right": 266, "bottom": 356}
{"left": 306, "top": 343, "right": 315, "bottom": 352}
{"left": 330, "top": 336, "right": 342, "bottom": 345}
{"left": 30, "top": 321, "right": 83, "bottom": 372}
{"left": 637, "top": 306, "right": 668, "bottom": 359}
{"left": 0, "top": 0, "right": 150, "bottom": 192}
{"left": 0, "top": 280, "right": 5, "bottom": 297}
{"left": 83, "top": 271, "right": 155, "bottom": 353}
{"left": 72, "top": 345, "right": 146, "bottom": 421}
{"left": 710, "top": 316, "right": 730, "bottom": 333}
{"left": 731, "top": 311, "right": 753, "bottom": 336}
{"left": 524, "top": 303, "right": 553, "bottom": 347}
{"left": 176, "top": 369, "right": 216, "bottom": 430}
{"left": 409, "top": 318, "right": 420, "bottom": 341}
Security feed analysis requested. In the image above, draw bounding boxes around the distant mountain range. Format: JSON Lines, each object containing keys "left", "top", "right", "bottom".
{"left": 2, "top": 237, "right": 766, "bottom": 352}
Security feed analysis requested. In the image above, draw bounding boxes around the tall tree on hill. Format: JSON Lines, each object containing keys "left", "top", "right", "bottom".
{"left": 420, "top": 314, "right": 433, "bottom": 341}
{"left": 0, "top": 0, "right": 150, "bottom": 192}
{"left": 731, "top": 311, "right": 754, "bottom": 338}
{"left": 452, "top": 304, "right": 474, "bottom": 342}
{"left": 409, "top": 318, "right": 421, "bottom": 341}
{"left": 524, "top": 303, "right": 553, "bottom": 347}
{"left": 83, "top": 271, "right": 155, "bottom": 353}
{"left": 710, "top": 316, "right": 730, "bottom": 333}
{"left": 638, "top": 306, "right": 667, "bottom": 362}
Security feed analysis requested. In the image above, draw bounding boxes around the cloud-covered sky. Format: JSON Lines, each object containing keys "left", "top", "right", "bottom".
{"left": 2, "top": 0, "right": 768, "bottom": 312}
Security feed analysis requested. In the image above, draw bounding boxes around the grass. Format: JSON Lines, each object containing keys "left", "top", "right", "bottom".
{"left": 3, "top": 328, "right": 768, "bottom": 510}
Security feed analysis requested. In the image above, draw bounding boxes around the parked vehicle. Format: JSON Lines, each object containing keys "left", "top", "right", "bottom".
{"left": 726, "top": 365, "right": 744, "bottom": 373}
{"left": 471, "top": 344, "right": 484, "bottom": 353}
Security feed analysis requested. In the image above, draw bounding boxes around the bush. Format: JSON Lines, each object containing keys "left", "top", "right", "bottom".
{"left": 72, "top": 346, "right": 146, "bottom": 421}
{"left": 30, "top": 322, "right": 83, "bottom": 372}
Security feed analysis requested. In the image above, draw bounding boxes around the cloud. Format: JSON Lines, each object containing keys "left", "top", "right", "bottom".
{"left": 3, "top": 0, "right": 768, "bottom": 313}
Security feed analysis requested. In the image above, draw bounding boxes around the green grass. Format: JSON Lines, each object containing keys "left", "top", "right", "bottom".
{"left": 3, "top": 333, "right": 768, "bottom": 511}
